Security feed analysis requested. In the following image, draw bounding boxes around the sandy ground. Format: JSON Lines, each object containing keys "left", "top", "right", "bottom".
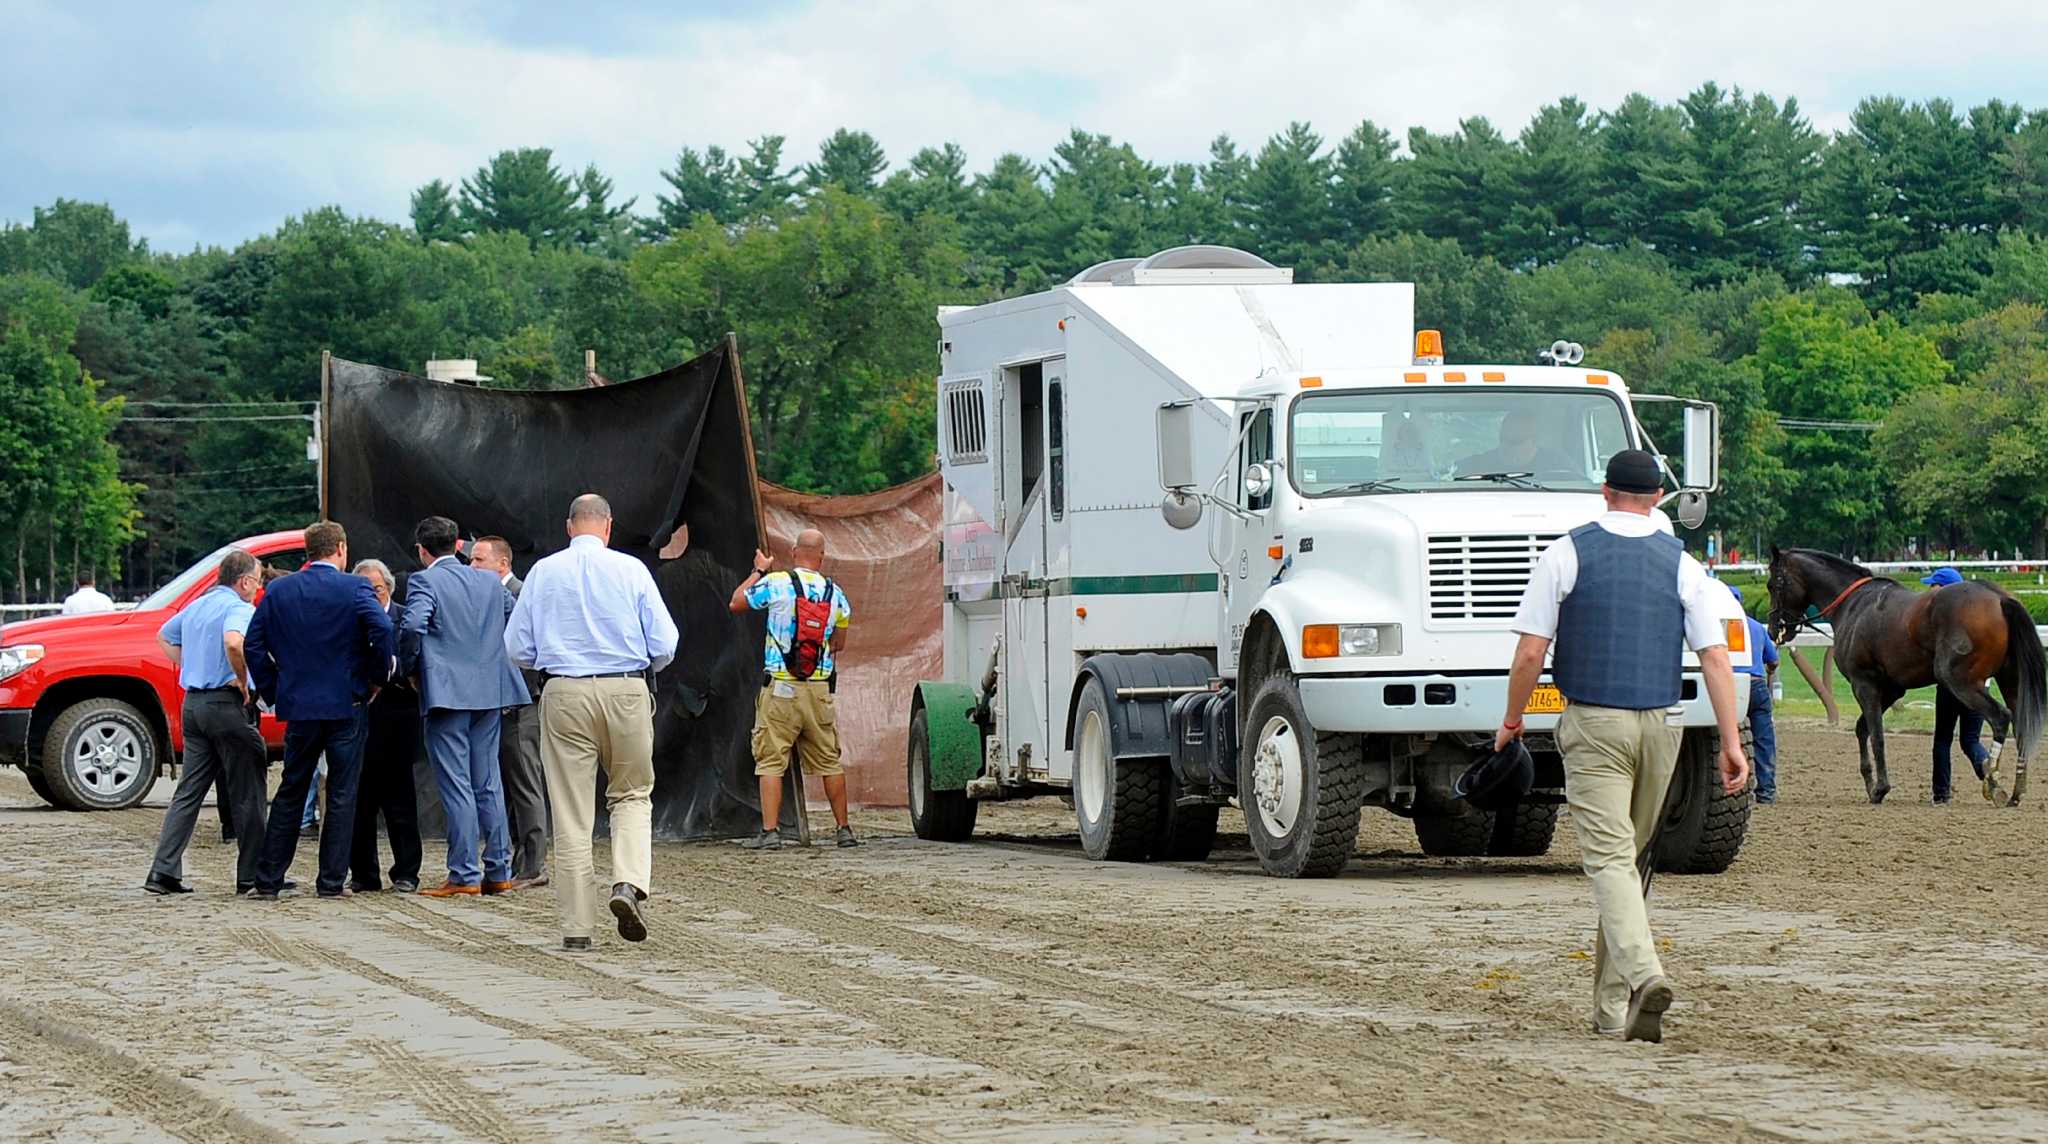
{"left": 1, "top": 724, "right": 2045, "bottom": 1143}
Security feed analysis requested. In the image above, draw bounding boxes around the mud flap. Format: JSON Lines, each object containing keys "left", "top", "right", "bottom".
{"left": 914, "top": 682, "right": 983, "bottom": 791}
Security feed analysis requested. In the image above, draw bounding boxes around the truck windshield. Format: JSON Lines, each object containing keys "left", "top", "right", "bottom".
{"left": 1291, "top": 389, "right": 1632, "bottom": 496}
{"left": 136, "top": 544, "right": 235, "bottom": 611}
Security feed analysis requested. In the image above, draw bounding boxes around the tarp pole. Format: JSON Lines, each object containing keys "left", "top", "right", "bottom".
{"left": 318, "top": 349, "right": 331, "bottom": 520}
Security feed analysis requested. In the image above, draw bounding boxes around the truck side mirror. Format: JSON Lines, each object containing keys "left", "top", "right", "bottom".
{"left": 1157, "top": 403, "right": 1196, "bottom": 491}
{"left": 1681, "top": 402, "right": 1718, "bottom": 491}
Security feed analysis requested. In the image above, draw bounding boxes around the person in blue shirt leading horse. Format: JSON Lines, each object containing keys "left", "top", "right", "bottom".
{"left": 1922, "top": 566, "right": 1990, "bottom": 803}
{"left": 1725, "top": 584, "right": 1781, "bottom": 803}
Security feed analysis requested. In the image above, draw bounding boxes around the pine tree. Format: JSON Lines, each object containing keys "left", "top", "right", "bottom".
{"left": 458, "top": 148, "right": 580, "bottom": 246}
{"left": 409, "top": 179, "right": 462, "bottom": 243}
{"left": 803, "top": 129, "right": 889, "bottom": 196}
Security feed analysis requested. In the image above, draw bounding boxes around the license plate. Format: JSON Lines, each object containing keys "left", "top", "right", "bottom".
{"left": 1524, "top": 684, "right": 1566, "bottom": 715}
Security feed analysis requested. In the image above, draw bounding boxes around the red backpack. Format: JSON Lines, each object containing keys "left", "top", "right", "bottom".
{"left": 779, "top": 573, "right": 837, "bottom": 681}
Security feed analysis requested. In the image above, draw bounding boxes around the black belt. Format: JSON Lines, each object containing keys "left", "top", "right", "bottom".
{"left": 188, "top": 686, "right": 242, "bottom": 697}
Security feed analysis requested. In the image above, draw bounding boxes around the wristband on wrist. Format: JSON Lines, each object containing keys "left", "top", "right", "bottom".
{"left": 1501, "top": 718, "right": 1524, "bottom": 732}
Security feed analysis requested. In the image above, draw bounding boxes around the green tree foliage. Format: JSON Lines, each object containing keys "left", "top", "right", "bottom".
{"left": 459, "top": 148, "right": 581, "bottom": 247}
{"left": 804, "top": 129, "right": 889, "bottom": 196}
{"left": 10, "top": 83, "right": 2048, "bottom": 595}
{"left": 410, "top": 178, "right": 463, "bottom": 242}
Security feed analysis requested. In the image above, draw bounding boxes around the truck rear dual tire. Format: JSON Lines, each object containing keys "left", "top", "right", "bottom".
{"left": 1242, "top": 673, "right": 1363, "bottom": 878}
{"left": 38, "top": 698, "right": 159, "bottom": 811}
{"left": 907, "top": 708, "right": 978, "bottom": 842}
{"left": 1072, "top": 681, "right": 1167, "bottom": 861}
{"left": 1653, "top": 724, "right": 1754, "bottom": 875}
{"left": 1489, "top": 802, "right": 1561, "bottom": 856}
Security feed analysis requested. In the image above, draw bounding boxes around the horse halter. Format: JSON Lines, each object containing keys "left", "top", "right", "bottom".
{"left": 1773, "top": 574, "right": 1874, "bottom": 642}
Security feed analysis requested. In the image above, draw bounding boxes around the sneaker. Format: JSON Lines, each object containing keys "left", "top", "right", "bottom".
{"left": 836, "top": 826, "right": 862, "bottom": 848}
{"left": 609, "top": 883, "right": 648, "bottom": 943}
{"left": 1624, "top": 975, "right": 1674, "bottom": 1043}
{"left": 238, "top": 879, "right": 296, "bottom": 895}
{"left": 391, "top": 879, "right": 420, "bottom": 895}
{"left": 739, "top": 829, "right": 783, "bottom": 851}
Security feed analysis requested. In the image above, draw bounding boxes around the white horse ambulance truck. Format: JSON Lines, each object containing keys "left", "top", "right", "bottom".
{"left": 906, "top": 246, "right": 1751, "bottom": 877}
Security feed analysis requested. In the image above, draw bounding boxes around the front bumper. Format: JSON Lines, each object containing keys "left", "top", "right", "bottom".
{"left": 1298, "top": 672, "right": 1747, "bottom": 735}
{"left": 0, "top": 708, "right": 30, "bottom": 768}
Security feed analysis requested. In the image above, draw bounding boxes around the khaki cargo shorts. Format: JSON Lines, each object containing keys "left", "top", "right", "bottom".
{"left": 751, "top": 679, "right": 843, "bottom": 777}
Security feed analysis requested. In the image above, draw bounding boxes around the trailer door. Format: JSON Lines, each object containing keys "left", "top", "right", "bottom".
{"left": 1000, "top": 359, "right": 1055, "bottom": 782}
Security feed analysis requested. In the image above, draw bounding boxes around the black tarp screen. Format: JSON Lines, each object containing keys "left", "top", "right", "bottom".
{"left": 323, "top": 340, "right": 784, "bottom": 840}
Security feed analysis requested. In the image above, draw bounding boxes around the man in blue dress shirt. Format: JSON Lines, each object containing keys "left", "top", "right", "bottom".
{"left": 143, "top": 548, "right": 269, "bottom": 895}
{"left": 506, "top": 493, "right": 677, "bottom": 950}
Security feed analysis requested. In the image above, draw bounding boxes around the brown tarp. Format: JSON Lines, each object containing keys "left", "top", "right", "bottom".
{"left": 760, "top": 474, "right": 942, "bottom": 807}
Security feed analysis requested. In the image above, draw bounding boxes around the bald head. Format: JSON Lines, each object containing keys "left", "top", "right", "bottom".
{"left": 792, "top": 528, "right": 826, "bottom": 570}
{"left": 567, "top": 493, "right": 613, "bottom": 542}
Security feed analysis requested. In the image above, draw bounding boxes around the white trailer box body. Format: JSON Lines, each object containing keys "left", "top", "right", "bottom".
{"left": 936, "top": 278, "right": 1415, "bottom": 785}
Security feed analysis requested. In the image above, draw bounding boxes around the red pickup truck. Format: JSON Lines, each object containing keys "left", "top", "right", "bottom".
{"left": 0, "top": 531, "right": 307, "bottom": 810}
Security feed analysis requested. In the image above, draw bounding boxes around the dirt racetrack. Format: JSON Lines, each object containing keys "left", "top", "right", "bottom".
{"left": 2, "top": 725, "right": 2045, "bottom": 1143}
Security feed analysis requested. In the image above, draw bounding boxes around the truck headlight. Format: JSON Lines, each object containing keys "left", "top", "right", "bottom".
{"left": 0, "top": 643, "right": 45, "bottom": 682}
{"left": 1302, "top": 625, "right": 1401, "bottom": 658}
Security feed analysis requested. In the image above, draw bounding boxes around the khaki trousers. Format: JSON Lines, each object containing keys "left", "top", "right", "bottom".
{"left": 539, "top": 677, "right": 655, "bottom": 939}
{"left": 1556, "top": 702, "right": 1682, "bottom": 1029}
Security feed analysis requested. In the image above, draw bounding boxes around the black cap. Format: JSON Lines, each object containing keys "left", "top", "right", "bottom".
{"left": 1455, "top": 739, "right": 1535, "bottom": 811}
{"left": 1604, "top": 449, "right": 1663, "bottom": 494}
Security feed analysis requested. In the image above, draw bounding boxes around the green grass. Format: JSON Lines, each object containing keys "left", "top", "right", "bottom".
{"left": 1769, "top": 657, "right": 1938, "bottom": 733}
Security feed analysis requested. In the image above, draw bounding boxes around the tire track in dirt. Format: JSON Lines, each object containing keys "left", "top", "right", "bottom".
{"left": 0, "top": 996, "right": 292, "bottom": 1144}
{"left": 360, "top": 1038, "right": 538, "bottom": 1144}
{"left": 268, "top": 927, "right": 955, "bottom": 1144}
{"left": 725, "top": 855, "right": 2048, "bottom": 1116}
{"left": 679, "top": 864, "right": 1808, "bottom": 1144}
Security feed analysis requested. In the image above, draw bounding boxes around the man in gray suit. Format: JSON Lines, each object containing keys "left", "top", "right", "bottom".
{"left": 471, "top": 535, "right": 548, "bottom": 886}
{"left": 400, "top": 516, "right": 530, "bottom": 896}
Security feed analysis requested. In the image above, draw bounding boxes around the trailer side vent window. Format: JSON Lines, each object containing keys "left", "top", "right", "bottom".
{"left": 944, "top": 382, "right": 988, "bottom": 464}
{"left": 1048, "top": 381, "right": 1065, "bottom": 520}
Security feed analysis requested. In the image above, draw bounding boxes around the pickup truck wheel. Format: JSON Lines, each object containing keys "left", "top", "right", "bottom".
{"left": 1241, "top": 673, "right": 1363, "bottom": 878}
{"left": 1654, "top": 725, "right": 1754, "bottom": 874}
{"left": 907, "top": 707, "right": 977, "bottom": 842}
{"left": 1072, "top": 676, "right": 1166, "bottom": 861}
{"left": 1489, "top": 802, "right": 1560, "bottom": 856}
{"left": 39, "top": 698, "right": 158, "bottom": 811}
{"left": 1413, "top": 806, "right": 1495, "bottom": 856}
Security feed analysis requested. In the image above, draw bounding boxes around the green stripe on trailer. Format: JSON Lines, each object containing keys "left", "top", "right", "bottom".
{"left": 1052, "top": 574, "right": 1220, "bottom": 596}
{"left": 914, "top": 681, "right": 983, "bottom": 791}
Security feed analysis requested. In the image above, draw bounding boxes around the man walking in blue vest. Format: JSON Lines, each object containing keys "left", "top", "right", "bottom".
{"left": 1497, "top": 449, "right": 1750, "bottom": 1043}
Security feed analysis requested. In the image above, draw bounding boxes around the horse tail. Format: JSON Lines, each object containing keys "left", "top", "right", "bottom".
{"left": 2000, "top": 595, "right": 2046, "bottom": 764}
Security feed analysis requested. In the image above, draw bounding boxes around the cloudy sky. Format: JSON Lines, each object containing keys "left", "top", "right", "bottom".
{"left": 6, "top": 0, "right": 2048, "bottom": 251}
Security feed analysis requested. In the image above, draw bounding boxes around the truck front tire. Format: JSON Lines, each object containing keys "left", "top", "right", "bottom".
{"left": 907, "top": 707, "right": 978, "bottom": 842}
{"left": 39, "top": 698, "right": 158, "bottom": 811}
{"left": 1653, "top": 725, "right": 1754, "bottom": 874}
{"left": 1241, "top": 673, "right": 1363, "bottom": 878}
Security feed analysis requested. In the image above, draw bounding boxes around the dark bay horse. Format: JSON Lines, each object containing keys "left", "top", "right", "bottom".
{"left": 1766, "top": 548, "right": 2045, "bottom": 806}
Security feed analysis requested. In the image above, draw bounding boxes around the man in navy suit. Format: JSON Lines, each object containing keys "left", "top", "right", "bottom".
{"left": 400, "top": 516, "right": 531, "bottom": 896}
{"left": 245, "top": 521, "right": 396, "bottom": 899}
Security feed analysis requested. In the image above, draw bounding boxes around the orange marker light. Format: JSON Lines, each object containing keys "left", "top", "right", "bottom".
{"left": 1586, "top": 373, "right": 1609, "bottom": 385}
{"left": 1267, "top": 545, "right": 1285, "bottom": 559}
{"left": 1403, "top": 371, "right": 1427, "bottom": 384}
{"left": 1302, "top": 624, "right": 1340, "bottom": 659}
{"left": 1482, "top": 371, "right": 1505, "bottom": 382}
{"left": 1299, "top": 376, "right": 1323, "bottom": 388}
{"left": 1443, "top": 371, "right": 1467, "bottom": 383}
{"left": 1057, "top": 319, "right": 1066, "bottom": 330}
{"left": 1076, "top": 606, "right": 1088, "bottom": 619}
{"left": 1725, "top": 618, "right": 1747, "bottom": 653}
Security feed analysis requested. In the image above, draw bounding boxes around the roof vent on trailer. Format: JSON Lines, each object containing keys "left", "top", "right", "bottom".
{"left": 1067, "top": 245, "right": 1294, "bottom": 287}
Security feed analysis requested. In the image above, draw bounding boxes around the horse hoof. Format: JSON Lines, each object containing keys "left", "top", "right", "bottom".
{"left": 1870, "top": 786, "right": 1890, "bottom": 805}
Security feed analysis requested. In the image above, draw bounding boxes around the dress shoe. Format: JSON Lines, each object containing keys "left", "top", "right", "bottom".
{"left": 317, "top": 886, "right": 354, "bottom": 899}
{"left": 418, "top": 881, "right": 482, "bottom": 897}
{"left": 350, "top": 881, "right": 383, "bottom": 894}
{"left": 1625, "top": 975, "right": 1674, "bottom": 1043}
{"left": 609, "top": 883, "right": 648, "bottom": 943}
{"left": 562, "top": 936, "right": 591, "bottom": 952}
{"left": 391, "top": 878, "right": 420, "bottom": 894}
{"left": 238, "top": 879, "right": 296, "bottom": 895}
{"left": 524, "top": 874, "right": 549, "bottom": 889}
{"left": 481, "top": 880, "right": 519, "bottom": 895}
{"left": 142, "top": 873, "right": 194, "bottom": 896}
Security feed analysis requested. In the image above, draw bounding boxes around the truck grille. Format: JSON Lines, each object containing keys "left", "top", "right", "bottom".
{"left": 1426, "top": 533, "right": 1563, "bottom": 622}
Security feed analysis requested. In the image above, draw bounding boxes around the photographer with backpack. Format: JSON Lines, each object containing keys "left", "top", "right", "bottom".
{"left": 729, "top": 529, "right": 857, "bottom": 850}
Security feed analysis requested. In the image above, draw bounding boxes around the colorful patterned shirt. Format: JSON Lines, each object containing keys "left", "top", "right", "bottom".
{"left": 745, "top": 568, "right": 851, "bottom": 681}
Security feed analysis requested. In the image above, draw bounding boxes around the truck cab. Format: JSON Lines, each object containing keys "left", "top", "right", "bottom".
{"left": 0, "top": 532, "right": 306, "bottom": 810}
{"left": 907, "top": 247, "right": 1753, "bottom": 879}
